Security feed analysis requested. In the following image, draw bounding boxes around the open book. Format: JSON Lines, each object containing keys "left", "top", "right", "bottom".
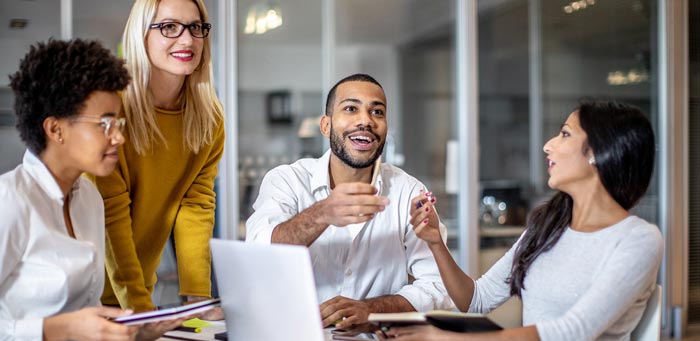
{"left": 368, "top": 310, "right": 502, "bottom": 333}
{"left": 113, "top": 298, "right": 221, "bottom": 325}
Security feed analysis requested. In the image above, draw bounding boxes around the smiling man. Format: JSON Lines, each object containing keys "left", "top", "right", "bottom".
{"left": 246, "top": 74, "right": 454, "bottom": 329}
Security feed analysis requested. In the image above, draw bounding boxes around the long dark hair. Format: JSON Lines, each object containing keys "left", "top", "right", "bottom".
{"left": 508, "top": 100, "right": 656, "bottom": 297}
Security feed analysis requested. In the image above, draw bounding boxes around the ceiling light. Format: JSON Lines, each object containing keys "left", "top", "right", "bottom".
{"left": 563, "top": 0, "right": 596, "bottom": 14}
{"left": 244, "top": 2, "right": 282, "bottom": 35}
{"left": 607, "top": 69, "right": 649, "bottom": 86}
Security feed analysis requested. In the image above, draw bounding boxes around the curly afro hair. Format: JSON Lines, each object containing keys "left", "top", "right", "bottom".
{"left": 8, "top": 38, "right": 130, "bottom": 154}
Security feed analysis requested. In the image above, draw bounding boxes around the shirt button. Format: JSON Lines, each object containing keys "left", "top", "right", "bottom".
{"left": 346, "top": 269, "right": 352, "bottom": 276}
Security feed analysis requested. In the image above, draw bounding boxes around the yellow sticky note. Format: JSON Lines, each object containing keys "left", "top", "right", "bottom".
{"left": 182, "top": 318, "right": 212, "bottom": 332}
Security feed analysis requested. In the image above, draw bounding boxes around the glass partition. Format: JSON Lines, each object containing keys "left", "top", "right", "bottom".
{"left": 477, "top": 0, "right": 659, "bottom": 327}
{"left": 236, "top": 0, "right": 324, "bottom": 236}
{"left": 333, "top": 0, "right": 460, "bottom": 252}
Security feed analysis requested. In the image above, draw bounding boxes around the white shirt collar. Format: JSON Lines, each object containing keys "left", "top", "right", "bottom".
{"left": 309, "top": 150, "right": 383, "bottom": 195}
{"left": 310, "top": 150, "right": 332, "bottom": 194}
{"left": 22, "top": 150, "right": 77, "bottom": 203}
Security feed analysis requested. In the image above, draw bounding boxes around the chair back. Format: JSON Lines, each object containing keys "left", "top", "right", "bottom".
{"left": 631, "top": 284, "right": 662, "bottom": 341}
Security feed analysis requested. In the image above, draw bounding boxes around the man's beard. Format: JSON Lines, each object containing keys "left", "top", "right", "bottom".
{"left": 329, "top": 124, "right": 384, "bottom": 169}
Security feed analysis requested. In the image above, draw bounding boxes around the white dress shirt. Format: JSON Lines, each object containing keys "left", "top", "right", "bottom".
{"left": 246, "top": 150, "right": 454, "bottom": 312}
{"left": 0, "top": 151, "right": 105, "bottom": 340}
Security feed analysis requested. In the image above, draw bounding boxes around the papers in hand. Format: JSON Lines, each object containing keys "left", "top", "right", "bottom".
{"left": 368, "top": 310, "right": 502, "bottom": 333}
{"left": 113, "top": 298, "right": 221, "bottom": 325}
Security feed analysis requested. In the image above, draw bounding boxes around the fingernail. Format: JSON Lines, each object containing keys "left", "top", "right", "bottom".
{"left": 423, "top": 219, "right": 428, "bottom": 224}
{"left": 425, "top": 207, "right": 429, "bottom": 212}
{"left": 431, "top": 197, "right": 436, "bottom": 203}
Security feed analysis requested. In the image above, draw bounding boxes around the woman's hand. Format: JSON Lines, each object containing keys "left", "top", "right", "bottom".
{"left": 185, "top": 296, "right": 224, "bottom": 320}
{"left": 410, "top": 190, "right": 442, "bottom": 245}
{"left": 378, "top": 325, "right": 465, "bottom": 340}
{"left": 43, "top": 306, "right": 137, "bottom": 341}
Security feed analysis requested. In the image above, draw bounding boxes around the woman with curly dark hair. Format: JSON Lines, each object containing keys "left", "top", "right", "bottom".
{"left": 0, "top": 39, "right": 180, "bottom": 341}
{"left": 387, "top": 100, "right": 662, "bottom": 341}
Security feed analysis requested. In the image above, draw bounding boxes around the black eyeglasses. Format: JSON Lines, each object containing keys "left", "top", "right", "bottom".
{"left": 149, "top": 21, "right": 212, "bottom": 38}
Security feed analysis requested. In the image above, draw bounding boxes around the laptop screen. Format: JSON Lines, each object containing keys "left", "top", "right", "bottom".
{"left": 210, "top": 239, "right": 325, "bottom": 341}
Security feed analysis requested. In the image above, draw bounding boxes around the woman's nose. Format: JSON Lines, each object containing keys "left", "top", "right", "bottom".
{"left": 112, "top": 130, "right": 125, "bottom": 146}
{"left": 543, "top": 137, "right": 555, "bottom": 153}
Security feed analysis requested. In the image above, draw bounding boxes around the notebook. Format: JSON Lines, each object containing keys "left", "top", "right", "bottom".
{"left": 368, "top": 310, "right": 502, "bottom": 333}
{"left": 210, "top": 239, "right": 325, "bottom": 341}
{"left": 112, "top": 298, "right": 220, "bottom": 325}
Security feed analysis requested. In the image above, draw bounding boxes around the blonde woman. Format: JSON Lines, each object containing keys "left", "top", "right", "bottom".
{"left": 94, "top": 0, "right": 225, "bottom": 314}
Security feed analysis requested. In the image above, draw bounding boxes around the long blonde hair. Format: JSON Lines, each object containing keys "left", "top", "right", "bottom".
{"left": 121, "top": 0, "right": 223, "bottom": 154}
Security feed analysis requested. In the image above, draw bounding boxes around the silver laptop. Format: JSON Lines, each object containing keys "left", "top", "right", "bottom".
{"left": 210, "top": 239, "right": 325, "bottom": 341}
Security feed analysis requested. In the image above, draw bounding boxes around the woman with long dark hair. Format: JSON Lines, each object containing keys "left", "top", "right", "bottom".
{"left": 386, "top": 100, "right": 663, "bottom": 340}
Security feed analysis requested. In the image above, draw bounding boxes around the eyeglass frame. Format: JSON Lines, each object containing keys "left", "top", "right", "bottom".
{"left": 70, "top": 115, "right": 126, "bottom": 138}
{"left": 149, "top": 21, "right": 212, "bottom": 38}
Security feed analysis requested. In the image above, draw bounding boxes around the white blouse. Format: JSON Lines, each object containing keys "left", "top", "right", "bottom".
{"left": 0, "top": 151, "right": 105, "bottom": 340}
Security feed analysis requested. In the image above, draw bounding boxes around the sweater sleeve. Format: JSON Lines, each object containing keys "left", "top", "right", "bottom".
{"left": 93, "top": 147, "right": 154, "bottom": 312}
{"left": 468, "top": 236, "right": 520, "bottom": 314}
{"left": 173, "top": 121, "right": 225, "bottom": 297}
{"left": 535, "top": 226, "right": 663, "bottom": 341}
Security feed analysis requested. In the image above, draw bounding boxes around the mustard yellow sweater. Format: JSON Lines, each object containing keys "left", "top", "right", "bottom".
{"left": 94, "top": 107, "right": 224, "bottom": 312}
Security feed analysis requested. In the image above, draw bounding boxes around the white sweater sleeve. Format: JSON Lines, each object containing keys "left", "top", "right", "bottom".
{"left": 535, "top": 226, "right": 663, "bottom": 341}
{"left": 468, "top": 237, "right": 521, "bottom": 314}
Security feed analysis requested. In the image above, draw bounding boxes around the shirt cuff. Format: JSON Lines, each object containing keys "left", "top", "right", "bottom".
{"left": 15, "top": 318, "right": 43, "bottom": 340}
{"left": 396, "top": 286, "right": 435, "bottom": 312}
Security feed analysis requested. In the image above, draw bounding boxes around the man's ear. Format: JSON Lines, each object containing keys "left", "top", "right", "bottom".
{"left": 320, "top": 114, "right": 331, "bottom": 138}
{"left": 43, "top": 116, "right": 64, "bottom": 144}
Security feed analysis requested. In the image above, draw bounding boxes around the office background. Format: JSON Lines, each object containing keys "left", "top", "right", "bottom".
{"left": 0, "top": 0, "right": 696, "bottom": 338}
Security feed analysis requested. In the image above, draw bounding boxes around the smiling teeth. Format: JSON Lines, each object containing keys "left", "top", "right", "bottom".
{"left": 350, "top": 136, "right": 372, "bottom": 142}
{"left": 548, "top": 160, "right": 555, "bottom": 167}
{"left": 171, "top": 53, "right": 192, "bottom": 58}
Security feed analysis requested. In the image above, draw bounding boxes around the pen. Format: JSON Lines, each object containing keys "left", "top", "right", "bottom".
{"left": 370, "top": 157, "right": 381, "bottom": 188}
